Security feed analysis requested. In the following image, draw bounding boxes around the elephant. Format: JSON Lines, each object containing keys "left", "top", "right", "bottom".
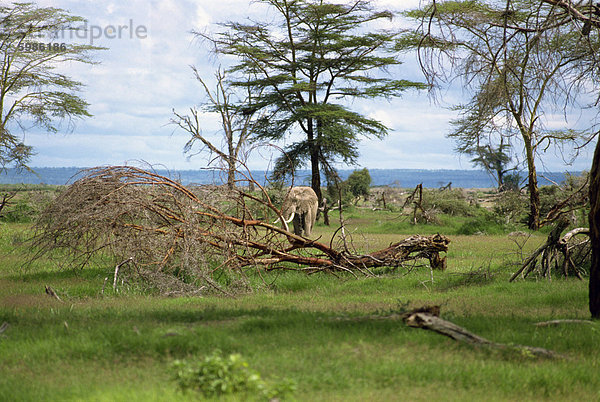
{"left": 278, "top": 186, "right": 318, "bottom": 237}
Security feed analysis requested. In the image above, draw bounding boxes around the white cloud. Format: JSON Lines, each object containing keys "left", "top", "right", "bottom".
{"left": 13, "top": 0, "right": 595, "bottom": 174}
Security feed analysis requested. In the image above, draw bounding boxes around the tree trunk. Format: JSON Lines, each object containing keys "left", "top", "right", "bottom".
{"left": 497, "top": 168, "right": 504, "bottom": 191}
{"left": 309, "top": 120, "right": 323, "bottom": 213}
{"left": 227, "top": 157, "right": 236, "bottom": 190}
{"left": 322, "top": 197, "right": 330, "bottom": 226}
{"left": 525, "top": 140, "right": 540, "bottom": 230}
{"left": 589, "top": 138, "right": 600, "bottom": 318}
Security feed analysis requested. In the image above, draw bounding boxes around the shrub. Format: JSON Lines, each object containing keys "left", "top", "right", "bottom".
{"left": 493, "top": 190, "right": 527, "bottom": 225}
{"left": 346, "top": 168, "right": 371, "bottom": 201}
{"left": 422, "top": 189, "right": 477, "bottom": 217}
{"left": 326, "top": 179, "right": 352, "bottom": 208}
{"left": 538, "top": 185, "right": 562, "bottom": 217}
{"left": 172, "top": 350, "right": 296, "bottom": 399}
{"left": 0, "top": 189, "right": 57, "bottom": 223}
{"left": 1, "top": 198, "right": 35, "bottom": 223}
{"left": 456, "top": 210, "right": 504, "bottom": 235}
{"left": 502, "top": 172, "right": 522, "bottom": 191}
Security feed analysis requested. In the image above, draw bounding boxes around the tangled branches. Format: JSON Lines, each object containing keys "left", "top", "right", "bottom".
{"left": 510, "top": 218, "right": 591, "bottom": 281}
{"left": 31, "top": 166, "right": 450, "bottom": 295}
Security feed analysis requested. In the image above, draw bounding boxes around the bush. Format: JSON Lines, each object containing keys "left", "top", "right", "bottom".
{"left": 422, "top": 189, "right": 477, "bottom": 217}
{"left": 172, "top": 350, "right": 296, "bottom": 399}
{"left": 346, "top": 168, "right": 371, "bottom": 201}
{"left": 0, "top": 188, "right": 57, "bottom": 223}
{"left": 326, "top": 180, "right": 352, "bottom": 208}
{"left": 502, "top": 172, "right": 522, "bottom": 191}
{"left": 456, "top": 210, "right": 504, "bottom": 235}
{"left": 1, "top": 198, "right": 35, "bottom": 223}
{"left": 493, "top": 190, "right": 527, "bottom": 225}
{"left": 538, "top": 185, "right": 562, "bottom": 217}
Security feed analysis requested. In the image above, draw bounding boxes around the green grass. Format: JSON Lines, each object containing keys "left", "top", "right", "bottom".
{"left": 1, "top": 216, "right": 598, "bottom": 401}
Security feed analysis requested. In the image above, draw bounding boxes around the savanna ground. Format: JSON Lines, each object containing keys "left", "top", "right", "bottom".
{"left": 0, "top": 184, "right": 598, "bottom": 401}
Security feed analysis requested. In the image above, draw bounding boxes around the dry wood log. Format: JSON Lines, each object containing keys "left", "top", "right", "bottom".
{"left": 261, "top": 233, "right": 450, "bottom": 272}
{"left": 44, "top": 285, "right": 62, "bottom": 302}
{"left": 403, "top": 311, "right": 560, "bottom": 359}
{"left": 403, "top": 183, "right": 433, "bottom": 224}
{"left": 534, "top": 319, "right": 594, "bottom": 327}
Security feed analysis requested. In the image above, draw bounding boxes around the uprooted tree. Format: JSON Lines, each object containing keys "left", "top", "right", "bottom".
{"left": 30, "top": 166, "right": 450, "bottom": 295}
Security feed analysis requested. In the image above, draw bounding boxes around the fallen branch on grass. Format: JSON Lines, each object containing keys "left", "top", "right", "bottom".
{"left": 44, "top": 285, "right": 62, "bottom": 302}
{"left": 534, "top": 319, "right": 594, "bottom": 327}
{"left": 402, "top": 309, "right": 561, "bottom": 359}
{"left": 333, "top": 306, "right": 561, "bottom": 359}
{"left": 30, "top": 166, "right": 450, "bottom": 295}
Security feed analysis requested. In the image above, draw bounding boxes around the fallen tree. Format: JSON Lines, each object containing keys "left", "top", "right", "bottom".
{"left": 402, "top": 308, "right": 560, "bottom": 359}
{"left": 30, "top": 166, "right": 450, "bottom": 295}
{"left": 509, "top": 217, "right": 590, "bottom": 282}
{"left": 334, "top": 305, "right": 560, "bottom": 359}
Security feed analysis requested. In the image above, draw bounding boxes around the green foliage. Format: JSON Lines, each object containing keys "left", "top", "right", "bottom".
{"left": 502, "top": 172, "right": 522, "bottom": 192}
{"left": 0, "top": 188, "right": 57, "bottom": 223}
{"left": 346, "top": 168, "right": 371, "bottom": 200}
{"left": 456, "top": 209, "right": 505, "bottom": 235}
{"left": 538, "top": 185, "right": 562, "bottom": 217}
{"left": 493, "top": 190, "right": 527, "bottom": 225}
{"left": 326, "top": 168, "right": 372, "bottom": 207}
{"left": 205, "top": 0, "right": 425, "bottom": 187}
{"left": 0, "top": 3, "right": 103, "bottom": 170}
{"left": 172, "top": 350, "right": 295, "bottom": 399}
{"left": 422, "top": 189, "right": 477, "bottom": 217}
{"left": 1, "top": 199, "right": 35, "bottom": 223}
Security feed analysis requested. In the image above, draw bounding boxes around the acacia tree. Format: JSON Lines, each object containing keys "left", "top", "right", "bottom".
{"left": 0, "top": 2, "right": 101, "bottom": 170}
{"left": 531, "top": 0, "right": 600, "bottom": 318}
{"left": 450, "top": 101, "right": 514, "bottom": 190}
{"left": 173, "top": 67, "right": 262, "bottom": 189}
{"left": 407, "top": 0, "right": 592, "bottom": 229}
{"left": 470, "top": 144, "right": 513, "bottom": 190}
{"left": 199, "top": 0, "right": 425, "bottom": 206}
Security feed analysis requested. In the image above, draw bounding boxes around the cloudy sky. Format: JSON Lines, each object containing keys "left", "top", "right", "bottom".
{"left": 18, "top": 0, "right": 596, "bottom": 172}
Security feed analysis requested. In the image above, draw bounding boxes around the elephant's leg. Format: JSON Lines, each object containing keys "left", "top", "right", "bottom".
{"left": 292, "top": 213, "right": 303, "bottom": 236}
{"left": 303, "top": 212, "right": 312, "bottom": 237}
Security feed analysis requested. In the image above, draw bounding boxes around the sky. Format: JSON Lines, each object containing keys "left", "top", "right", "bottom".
{"left": 14, "top": 0, "right": 597, "bottom": 172}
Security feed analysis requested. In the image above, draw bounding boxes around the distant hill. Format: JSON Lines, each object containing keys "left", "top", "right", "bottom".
{"left": 0, "top": 166, "right": 580, "bottom": 189}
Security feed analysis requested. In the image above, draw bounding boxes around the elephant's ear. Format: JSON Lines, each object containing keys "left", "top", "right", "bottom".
{"left": 297, "top": 196, "right": 317, "bottom": 213}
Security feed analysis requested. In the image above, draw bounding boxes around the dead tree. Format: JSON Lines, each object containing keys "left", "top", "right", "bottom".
{"left": 30, "top": 166, "right": 450, "bottom": 295}
{"left": 439, "top": 182, "right": 452, "bottom": 191}
{"left": 510, "top": 218, "right": 590, "bottom": 281}
{"left": 403, "top": 183, "right": 433, "bottom": 224}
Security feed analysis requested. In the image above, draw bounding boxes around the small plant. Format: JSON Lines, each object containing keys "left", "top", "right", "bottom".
{"left": 171, "top": 350, "right": 296, "bottom": 399}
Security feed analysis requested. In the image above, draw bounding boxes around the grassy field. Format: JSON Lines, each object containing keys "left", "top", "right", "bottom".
{"left": 1, "top": 207, "right": 598, "bottom": 401}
